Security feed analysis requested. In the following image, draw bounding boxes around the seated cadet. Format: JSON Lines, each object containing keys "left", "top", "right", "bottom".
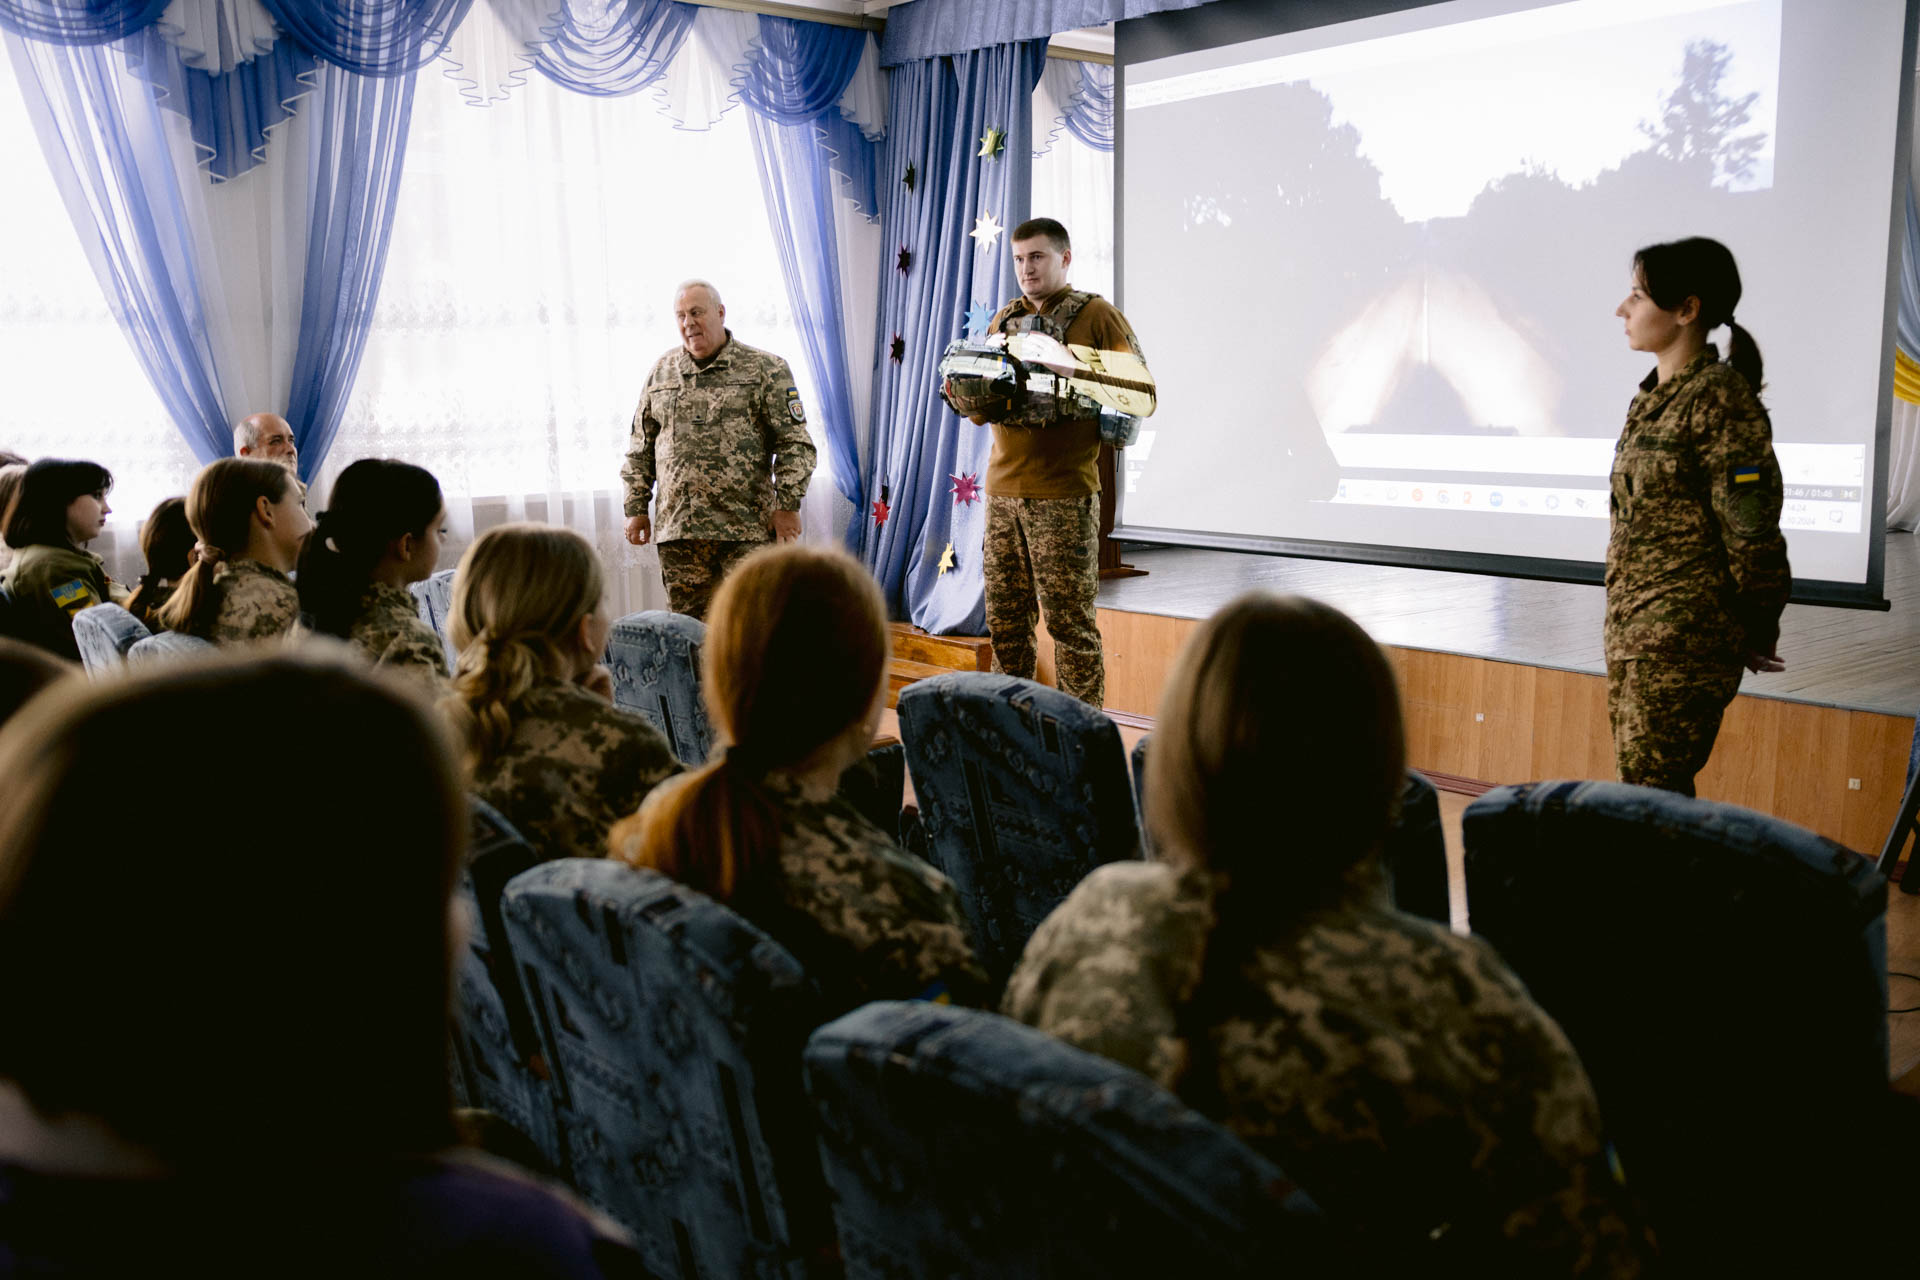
{"left": 123, "top": 497, "right": 196, "bottom": 633}
{"left": 0, "top": 459, "right": 127, "bottom": 662}
{"left": 0, "top": 651, "right": 644, "bottom": 1277}
{"left": 297, "top": 459, "right": 450, "bottom": 690}
{"left": 442, "top": 524, "right": 679, "bottom": 860}
{"left": 1003, "top": 593, "right": 1650, "bottom": 1274}
{"left": 158, "top": 459, "right": 310, "bottom": 644}
{"left": 609, "top": 544, "right": 987, "bottom": 1013}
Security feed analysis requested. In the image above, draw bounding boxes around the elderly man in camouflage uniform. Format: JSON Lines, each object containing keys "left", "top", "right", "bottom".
{"left": 1605, "top": 344, "right": 1790, "bottom": 795}
{"left": 978, "top": 218, "right": 1144, "bottom": 709}
{"left": 621, "top": 280, "right": 816, "bottom": 619}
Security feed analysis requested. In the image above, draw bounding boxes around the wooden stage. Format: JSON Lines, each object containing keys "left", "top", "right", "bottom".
{"left": 1091, "top": 536, "right": 1920, "bottom": 856}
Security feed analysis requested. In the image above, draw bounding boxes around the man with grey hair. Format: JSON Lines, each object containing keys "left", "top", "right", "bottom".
{"left": 233, "top": 412, "right": 298, "bottom": 472}
{"left": 621, "top": 279, "right": 816, "bottom": 619}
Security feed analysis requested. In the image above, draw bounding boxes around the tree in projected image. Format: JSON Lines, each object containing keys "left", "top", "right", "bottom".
{"left": 1369, "top": 38, "right": 1774, "bottom": 440}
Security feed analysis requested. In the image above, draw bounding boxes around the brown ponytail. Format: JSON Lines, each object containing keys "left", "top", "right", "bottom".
{"left": 1725, "top": 319, "right": 1765, "bottom": 397}
{"left": 442, "top": 524, "right": 604, "bottom": 774}
{"left": 610, "top": 544, "right": 888, "bottom": 905}
{"left": 158, "top": 459, "right": 293, "bottom": 636}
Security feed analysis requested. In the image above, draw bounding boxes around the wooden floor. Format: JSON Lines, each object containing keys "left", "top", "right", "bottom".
{"left": 1099, "top": 534, "right": 1920, "bottom": 716}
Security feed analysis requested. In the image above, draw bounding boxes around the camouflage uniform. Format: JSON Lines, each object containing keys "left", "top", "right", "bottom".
{"left": 1605, "top": 346, "right": 1790, "bottom": 795}
{"left": 348, "top": 581, "right": 450, "bottom": 691}
{"left": 983, "top": 288, "right": 1142, "bottom": 708}
{"left": 468, "top": 677, "right": 680, "bottom": 862}
{"left": 202, "top": 559, "right": 301, "bottom": 645}
{"left": 1005, "top": 860, "right": 1649, "bottom": 1273}
{"left": 737, "top": 771, "right": 988, "bottom": 1012}
{"left": 621, "top": 333, "right": 816, "bottom": 620}
{"left": 2, "top": 544, "right": 121, "bottom": 662}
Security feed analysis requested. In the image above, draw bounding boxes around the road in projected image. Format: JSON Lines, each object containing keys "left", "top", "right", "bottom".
{"left": 1121, "top": 0, "right": 1898, "bottom": 586}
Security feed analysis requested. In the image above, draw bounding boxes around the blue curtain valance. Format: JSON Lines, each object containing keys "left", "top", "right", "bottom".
{"left": 530, "top": 0, "right": 694, "bottom": 97}
{"left": 260, "top": 0, "right": 473, "bottom": 75}
{"left": 0, "top": 0, "right": 169, "bottom": 44}
{"left": 878, "top": 0, "right": 1218, "bottom": 67}
{"left": 738, "top": 14, "right": 862, "bottom": 125}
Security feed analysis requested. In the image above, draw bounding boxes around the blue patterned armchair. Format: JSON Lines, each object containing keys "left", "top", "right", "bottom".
{"left": 1464, "top": 780, "right": 1888, "bottom": 1268}
{"left": 451, "top": 798, "right": 563, "bottom": 1174}
{"left": 1125, "top": 731, "right": 1447, "bottom": 924}
{"left": 72, "top": 603, "right": 150, "bottom": 674}
{"left": 605, "top": 610, "right": 712, "bottom": 765}
{"left": 126, "top": 630, "right": 214, "bottom": 666}
{"left": 896, "top": 673, "right": 1139, "bottom": 984}
{"left": 408, "top": 569, "right": 457, "bottom": 671}
{"left": 502, "top": 859, "right": 829, "bottom": 1279}
{"left": 803, "top": 1002, "right": 1329, "bottom": 1278}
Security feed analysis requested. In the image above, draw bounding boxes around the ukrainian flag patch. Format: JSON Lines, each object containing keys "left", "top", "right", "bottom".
{"left": 1732, "top": 466, "right": 1761, "bottom": 485}
{"left": 51, "top": 579, "right": 93, "bottom": 613}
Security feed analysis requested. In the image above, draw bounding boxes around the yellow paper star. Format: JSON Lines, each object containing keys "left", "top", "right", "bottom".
{"left": 938, "top": 542, "right": 956, "bottom": 575}
{"left": 977, "top": 126, "right": 1006, "bottom": 159}
{"left": 969, "top": 210, "right": 1002, "bottom": 252}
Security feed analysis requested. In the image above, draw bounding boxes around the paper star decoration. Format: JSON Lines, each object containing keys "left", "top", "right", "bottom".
{"left": 969, "top": 211, "right": 1002, "bottom": 252}
{"left": 964, "top": 300, "right": 994, "bottom": 340}
{"left": 950, "top": 472, "right": 981, "bottom": 506}
{"left": 977, "top": 126, "right": 1006, "bottom": 159}
{"left": 896, "top": 245, "right": 912, "bottom": 275}
{"left": 872, "top": 497, "right": 890, "bottom": 526}
{"left": 938, "top": 542, "right": 956, "bottom": 575}
{"left": 902, "top": 162, "right": 917, "bottom": 192}
{"left": 889, "top": 333, "right": 905, "bottom": 363}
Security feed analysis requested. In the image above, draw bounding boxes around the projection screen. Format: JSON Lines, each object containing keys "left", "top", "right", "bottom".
{"left": 1115, "top": 0, "right": 1914, "bottom": 605}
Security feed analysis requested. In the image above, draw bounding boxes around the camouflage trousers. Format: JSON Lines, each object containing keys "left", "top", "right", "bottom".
{"left": 983, "top": 494, "right": 1104, "bottom": 708}
{"left": 1605, "top": 655, "right": 1743, "bottom": 797}
{"left": 657, "top": 537, "right": 765, "bottom": 621}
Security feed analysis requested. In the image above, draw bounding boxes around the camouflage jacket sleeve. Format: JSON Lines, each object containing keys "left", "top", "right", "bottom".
{"left": 1694, "top": 371, "right": 1791, "bottom": 653}
{"left": 1002, "top": 861, "right": 1211, "bottom": 1090}
{"left": 759, "top": 356, "right": 816, "bottom": 512}
{"left": 211, "top": 561, "right": 302, "bottom": 644}
{"left": 620, "top": 359, "right": 667, "bottom": 519}
{"left": 770, "top": 783, "right": 988, "bottom": 1008}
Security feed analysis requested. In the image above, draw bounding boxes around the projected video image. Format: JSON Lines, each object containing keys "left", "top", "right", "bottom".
{"left": 1121, "top": 0, "right": 1898, "bottom": 583}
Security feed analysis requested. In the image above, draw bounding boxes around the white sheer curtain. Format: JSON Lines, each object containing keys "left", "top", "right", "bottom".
{"left": 318, "top": 59, "right": 840, "bottom": 616}
{"left": 1031, "top": 61, "right": 1114, "bottom": 300}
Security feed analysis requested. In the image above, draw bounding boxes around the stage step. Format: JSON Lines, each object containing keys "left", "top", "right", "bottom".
{"left": 886, "top": 658, "right": 953, "bottom": 707}
{"left": 888, "top": 622, "right": 993, "bottom": 673}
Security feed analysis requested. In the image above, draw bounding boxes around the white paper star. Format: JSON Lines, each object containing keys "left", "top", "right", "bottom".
{"left": 969, "top": 210, "right": 1003, "bottom": 252}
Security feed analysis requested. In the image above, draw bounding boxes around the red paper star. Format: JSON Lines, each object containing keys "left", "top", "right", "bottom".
{"left": 897, "top": 246, "right": 912, "bottom": 274}
{"left": 950, "top": 472, "right": 981, "bottom": 506}
{"left": 872, "top": 497, "right": 890, "bottom": 526}
{"left": 890, "top": 333, "right": 905, "bottom": 363}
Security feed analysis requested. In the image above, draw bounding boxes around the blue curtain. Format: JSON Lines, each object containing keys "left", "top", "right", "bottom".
{"left": 3, "top": 3, "right": 429, "bottom": 472}
{"left": 879, "top": 0, "right": 1217, "bottom": 66}
{"left": 743, "top": 15, "right": 872, "bottom": 523}
{"left": 5, "top": 31, "right": 233, "bottom": 462}
{"left": 860, "top": 40, "right": 1047, "bottom": 632}
{"left": 285, "top": 62, "right": 417, "bottom": 481}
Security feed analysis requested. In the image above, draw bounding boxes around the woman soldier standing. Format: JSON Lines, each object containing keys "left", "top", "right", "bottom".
{"left": 1607, "top": 237, "right": 1790, "bottom": 795}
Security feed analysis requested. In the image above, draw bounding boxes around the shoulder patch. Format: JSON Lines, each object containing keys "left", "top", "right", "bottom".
{"left": 1731, "top": 465, "right": 1761, "bottom": 485}
{"left": 51, "top": 579, "right": 94, "bottom": 613}
{"left": 785, "top": 386, "right": 806, "bottom": 423}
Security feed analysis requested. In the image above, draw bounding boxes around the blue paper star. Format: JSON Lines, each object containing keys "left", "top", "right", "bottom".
{"left": 964, "top": 300, "right": 994, "bottom": 340}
